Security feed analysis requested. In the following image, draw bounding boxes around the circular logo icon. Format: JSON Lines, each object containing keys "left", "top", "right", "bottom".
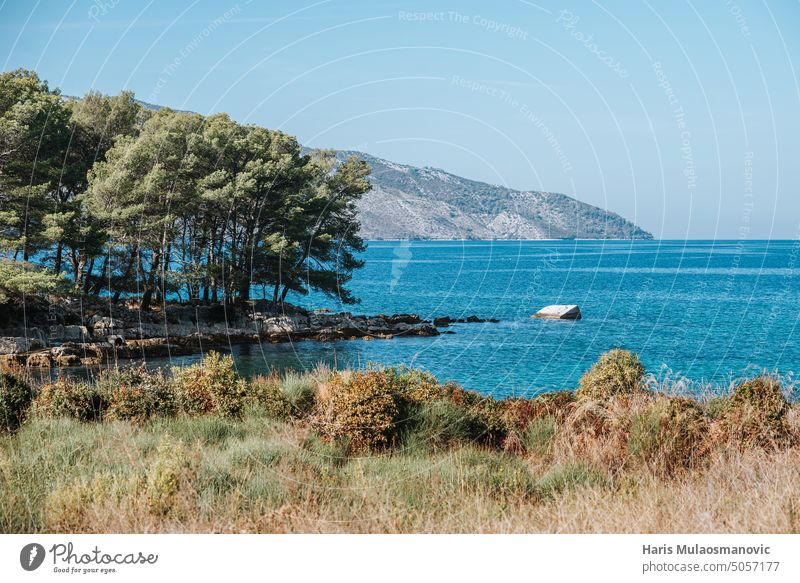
{"left": 20, "top": 543, "right": 46, "bottom": 571}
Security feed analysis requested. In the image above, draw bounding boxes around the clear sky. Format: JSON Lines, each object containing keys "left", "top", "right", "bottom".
{"left": 1, "top": 0, "right": 798, "bottom": 238}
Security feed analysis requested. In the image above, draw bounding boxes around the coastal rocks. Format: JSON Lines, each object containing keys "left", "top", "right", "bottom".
{"left": 124, "top": 322, "right": 167, "bottom": 339}
{"left": 433, "top": 317, "right": 451, "bottom": 327}
{"left": 50, "top": 345, "right": 83, "bottom": 367}
{"left": 25, "top": 352, "right": 52, "bottom": 368}
{"left": 90, "top": 315, "right": 125, "bottom": 339}
{"left": 49, "top": 324, "right": 89, "bottom": 342}
{"left": 0, "top": 337, "right": 35, "bottom": 354}
{"left": 0, "top": 327, "right": 48, "bottom": 354}
{"left": 532, "top": 305, "right": 582, "bottom": 320}
{"left": 5, "top": 297, "right": 448, "bottom": 367}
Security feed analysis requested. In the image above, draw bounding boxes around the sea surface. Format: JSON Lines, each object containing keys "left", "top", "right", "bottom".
{"left": 150, "top": 240, "right": 800, "bottom": 398}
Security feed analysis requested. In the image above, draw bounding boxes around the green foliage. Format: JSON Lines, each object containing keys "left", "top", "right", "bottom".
{"left": 627, "top": 398, "right": 708, "bottom": 476}
{"left": 100, "top": 366, "right": 177, "bottom": 424}
{"left": 248, "top": 374, "right": 291, "bottom": 420}
{"left": 171, "top": 352, "right": 248, "bottom": 419}
{"left": 0, "top": 259, "right": 65, "bottom": 303}
{"left": 0, "top": 70, "right": 72, "bottom": 259}
{"left": 34, "top": 379, "right": 106, "bottom": 422}
{"left": 247, "top": 370, "right": 318, "bottom": 420}
{"left": 1, "top": 68, "right": 370, "bottom": 306}
{"left": 523, "top": 416, "right": 557, "bottom": 457}
{"left": 318, "top": 370, "right": 399, "bottom": 453}
{"left": 0, "top": 371, "right": 33, "bottom": 433}
{"left": 145, "top": 437, "right": 195, "bottom": 516}
{"left": 720, "top": 377, "right": 792, "bottom": 448}
{"left": 280, "top": 371, "right": 317, "bottom": 417}
{"left": 405, "top": 399, "right": 486, "bottom": 451}
{"left": 576, "top": 349, "right": 646, "bottom": 400}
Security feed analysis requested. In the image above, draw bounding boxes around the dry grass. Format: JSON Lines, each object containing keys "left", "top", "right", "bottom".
{"left": 0, "top": 353, "right": 798, "bottom": 534}
{"left": 2, "top": 414, "right": 797, "bottom": 534}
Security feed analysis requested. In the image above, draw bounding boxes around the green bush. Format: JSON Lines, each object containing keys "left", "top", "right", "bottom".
{"left": 627, "top": 398, "right": 708, "bottom": 476}
{"left": 317, "top": 370, "right": 399, "bottom": 453}
{"left": 523, "top": 416, "right": 557, "bottom": 457}
{"left": 280, "top": 371, "right": 317, "bottom": 417}
{"left": 720, "top": 377, "right": 792, "bottom": 448}
{"left": 0, "top": 371, "right": 33, "bottom": 433}
{"left": 144, "top": 437, "right": 196, "bottom": 516}
{"left": 576, "top": 349, "right": 645, "bottom": 400}
{"left": 171, "top": 352, "right": 247, "bottom": 419}
{"left": 101, "top": 366, "right": 177, "bottom": 424}
{"left": 405, "top": 399, "right": 486, "bottom": 451}
{"left": 248, "top": 373, "right": 291, "bottom": 420}
{"left": 390, "top": 366, "right": 445, "bottom": 404}
{"left": 34, "top": 379, "right": 106, "bottom": 422}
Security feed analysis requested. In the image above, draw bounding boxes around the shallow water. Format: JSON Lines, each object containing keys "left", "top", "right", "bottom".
{"left": 98, "top": 240, "right": 800, "bottom": 398}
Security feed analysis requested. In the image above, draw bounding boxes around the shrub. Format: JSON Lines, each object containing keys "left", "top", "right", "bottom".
{"left": 0, "top": 371, "right": 33, "bottom": 433}
{"left": 280, "top": 371, "right": 317, "bottom": 417}
{"left": 500, "top": 398, "right": 538, "bottom": 434}
{"left": 171, "top": 352, "right": 247, "bottom": 419}
{"left": 34, "top": 379, "right": 106, "bottom": 422}
{"left": 405, "top": 399, "right": 487, "bottom": 451}
{"left": 317, "top": 370, "right": 399, "bottom": 453}
{"left": 523, "top": 416, "right": 557, "bottom": 457}
{"left": 627, "top": 398, "right": 708, "bottom": 476}
{"left": 528, "top": 391, "right": 576, "bottom": 421}
{"left": 43, "top": 472, "right": 121, "bottom": 532}
{"left": 101, "top": 366, "right": 177, "bottom": 424}
{"left": 144, "top": 437, "right": 196, "bottom": 516}
{"left": 472, "top": 398, "right": 508, "bottom": 447}
{"left": 390, "top": 366, "right": 445, "bottom": 404}
{"left": 704, "top": 396, "right": 728, "bottom": 419}
{"left": 249, "top": 373, "right": 291, "bottom": 420}
{"left": 576, "top": 349, "right": 645, "bottom": 400}
{"left": 720, "top": 377, "right": 792, "bottom": 448}
{"left": 458, "top": 448, "right": 536, "bottom": 499}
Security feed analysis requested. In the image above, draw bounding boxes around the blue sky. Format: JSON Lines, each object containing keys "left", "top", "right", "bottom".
{"left": 1, "top": 0, "right": 798, "bottom": 238}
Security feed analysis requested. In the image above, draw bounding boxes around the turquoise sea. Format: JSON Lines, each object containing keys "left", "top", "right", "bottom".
{"left": 163, "top": 240, "right": 800, "bottom": 398}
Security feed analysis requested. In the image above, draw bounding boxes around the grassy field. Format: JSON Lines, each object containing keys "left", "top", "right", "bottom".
{"left": 1, "top": 350, "right": 798, "bottom": 533}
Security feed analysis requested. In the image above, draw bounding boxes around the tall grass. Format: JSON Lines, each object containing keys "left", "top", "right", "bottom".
{"left": 1, "top": 350, "right": 798, "bottom": 533}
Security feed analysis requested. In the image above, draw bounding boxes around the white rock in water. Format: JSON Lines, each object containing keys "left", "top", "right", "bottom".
{"left": 532, "top": 305, "right": 582, "bottom": 320}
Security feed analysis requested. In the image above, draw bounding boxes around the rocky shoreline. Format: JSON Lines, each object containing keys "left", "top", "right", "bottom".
{"left": 0, "top": 297, "right": 497, "bottom": 368}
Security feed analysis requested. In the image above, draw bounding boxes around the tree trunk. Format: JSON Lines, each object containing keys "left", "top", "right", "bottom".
{"left": 54, "top": 241, "right": 63, "bottom": 274}
{"left": 93, "top": 254, "right": 109, "bottom": 295}
{"left": 83, "top": 257, "right": 96, "bottom": 293}
{"left": 113, "top": 247, "right": 138, "bottom": 303}
{"left": 239, "top": 280, "right": 250, "bottom": 305}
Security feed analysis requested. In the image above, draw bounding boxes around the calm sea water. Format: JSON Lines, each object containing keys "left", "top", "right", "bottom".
{"left": 148, "top": 240, "right": 800, "bottom": 398}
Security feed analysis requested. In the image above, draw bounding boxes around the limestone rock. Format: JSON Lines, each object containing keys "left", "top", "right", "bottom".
{"left": 532, "top": 305, "right": 582, "bottom": 320}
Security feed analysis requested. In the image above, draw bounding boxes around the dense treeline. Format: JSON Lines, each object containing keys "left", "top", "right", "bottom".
{"left": 0, "top": 69, "right": 370, "bottom": 309}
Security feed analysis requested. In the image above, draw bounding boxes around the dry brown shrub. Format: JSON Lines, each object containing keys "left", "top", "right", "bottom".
{"left": 717, "top": 376, "right": 793, "bottom": 449}
{"left": 315, "top": 370, "right": 399, "bottom": 453}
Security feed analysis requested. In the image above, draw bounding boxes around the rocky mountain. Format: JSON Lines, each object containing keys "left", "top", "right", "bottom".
{"left": 338, "top": 151, "right": 652, "bottom": 240}
{"left": 73, "top": 97, "right": 649, "bottom": 240}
